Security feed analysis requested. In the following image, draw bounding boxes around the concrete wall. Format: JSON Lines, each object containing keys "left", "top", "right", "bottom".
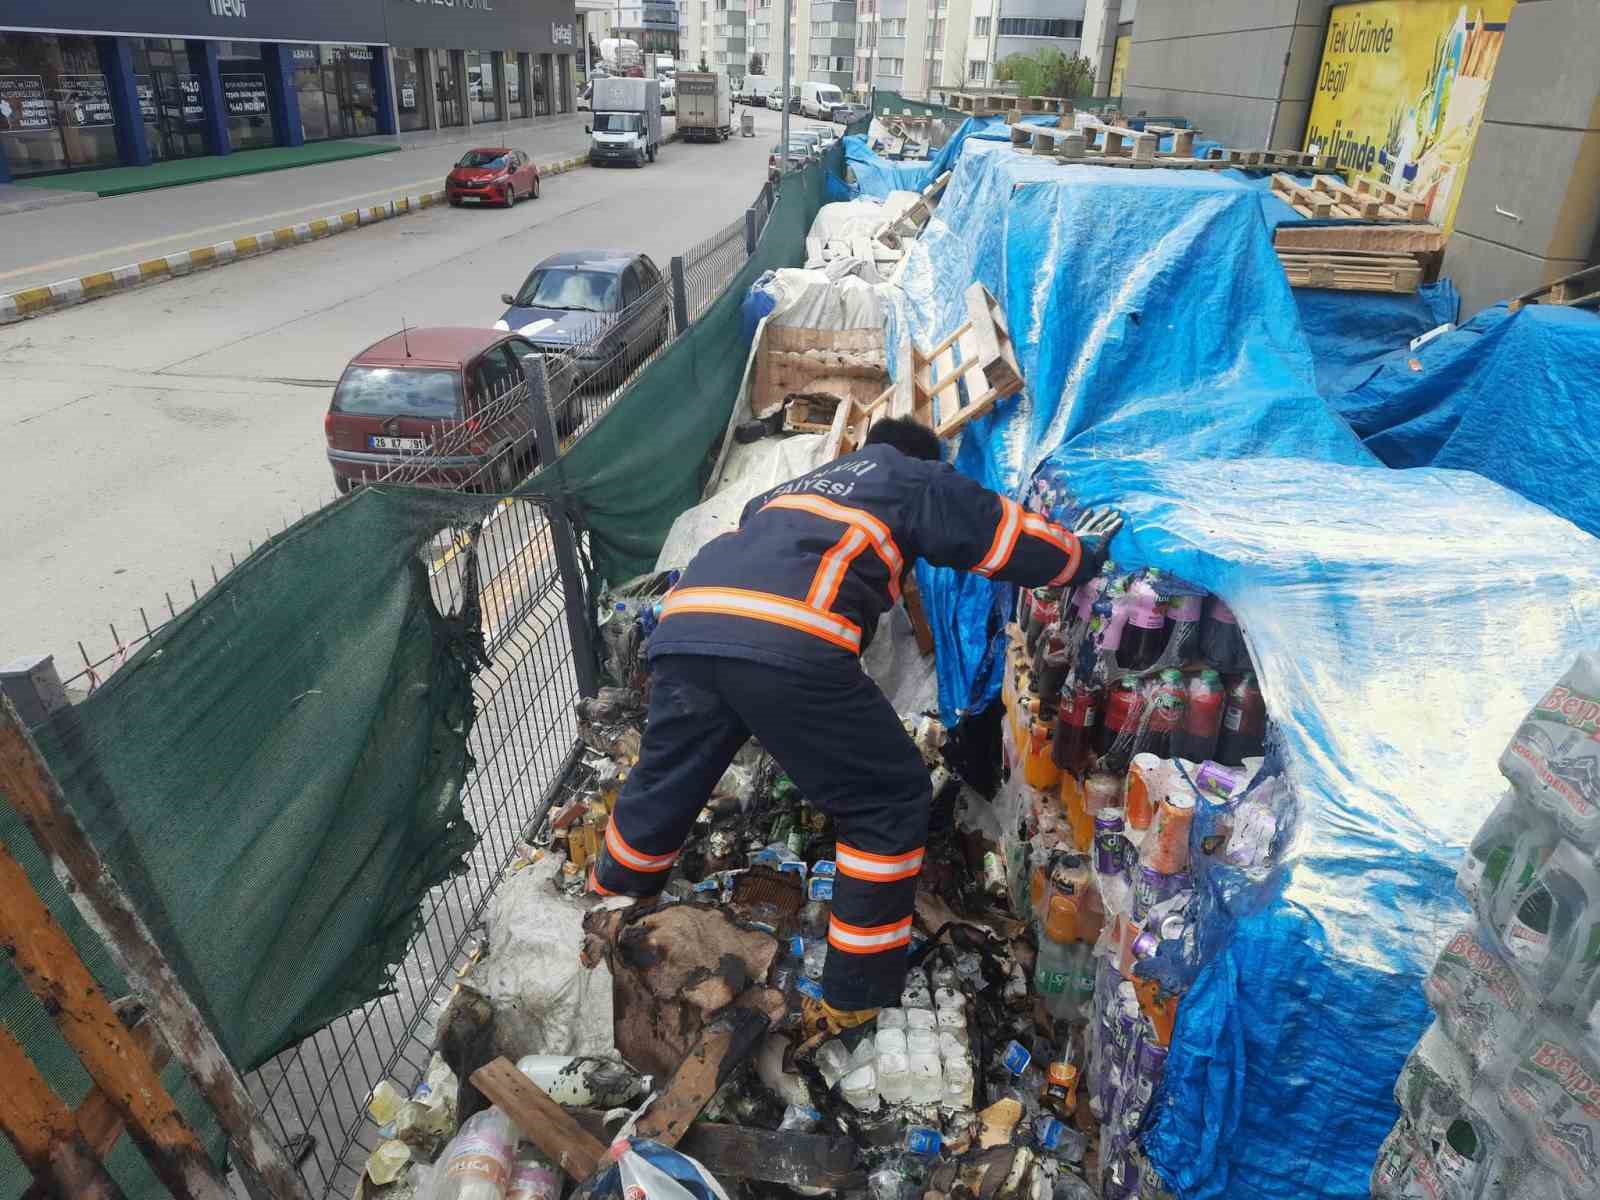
{"left": 1444, "top": 0, "right": 1600, "bottom": 316}
{"left": 1122, "top": 0, "right": 1334, "bottom": 147}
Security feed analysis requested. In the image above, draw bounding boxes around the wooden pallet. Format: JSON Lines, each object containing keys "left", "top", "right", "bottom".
{"left": 1274, "top": 222, "right": 1446, "bottom": 255}
{"left": 821, "top": 282, "right": 1020, "bottom": 458}
{"left": 1270, "top": 172, "right": 1429, "bottom": 221}
{"left": 948, "top": 91, "right": 1012, "bottom": 114}
{"left": 1276, "top": 249, "right": 1424, "bottom": 293}
{"left": 1508, "top": 262, "right": 1600, "bottom": 312}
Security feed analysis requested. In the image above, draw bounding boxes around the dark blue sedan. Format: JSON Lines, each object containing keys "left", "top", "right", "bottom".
{"left": 496, "top": 249, "right": 671, "bottom": 391}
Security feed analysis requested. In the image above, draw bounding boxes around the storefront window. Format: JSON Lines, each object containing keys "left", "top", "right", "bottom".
{"left": 131, "top": 37, "right": 206, "bottom": 163}
{"left": 218, "top": 41, "right": 274, "bottom": 151}
{"left": 557, "top": 55, "right": 572, "bottom": 114}
{"left": 0, "top": 32, "right": 120, "bottom": 175}
{"left": 292, "top": 45, "right": 378, "bottom": 142}
{"left": 505, "top": 51, "right": 526, "bottom": 121}
{"left": 392, "top": 49, "right": 428, "bottom": 132}
{"left": 435, "top": 54, "right": 463, "bottom": 128}
{"left": 531, "top": 57, "right": 550, "bottom": 118}
{"left": 466, "top": 51, "right": 502, "bottom": 124}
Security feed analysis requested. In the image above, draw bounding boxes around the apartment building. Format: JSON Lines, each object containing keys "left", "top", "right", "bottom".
{"left": 854, "top": 0, "right": 970, "bottom": 98}
{"left": 963, "top": 0, "right": 1086, "bottom": 87}
{"left": 682, "top": 0, "right": 747, "bottom": 73}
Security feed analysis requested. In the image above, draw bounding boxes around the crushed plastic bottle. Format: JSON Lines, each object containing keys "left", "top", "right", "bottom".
{"left": 505, "top": 1147, "right": 560, "bottom": 1200}
{"left": 815, "top": 1038, "right": 852, "bottom": 1089}
{"left": 779, "top": 1103, "right": 822, "bottom": 1133}
{"left": 428, "top": 1107, "right": 517, "bottom": 1200}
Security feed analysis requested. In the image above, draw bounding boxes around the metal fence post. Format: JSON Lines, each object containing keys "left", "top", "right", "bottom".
{"left": 744, "top": 206, "right": 758, "bottom": 256}
{"left": 522, "top": 354, "right": 600, "bottom": 699}
{"left": 669, "top": 254, "right": 690, "bottom": 335}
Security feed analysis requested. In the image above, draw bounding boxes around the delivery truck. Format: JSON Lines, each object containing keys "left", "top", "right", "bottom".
{"left": 588, "top": 77, "right": 663, "bottom": 167}
{"left": 674, "top": 71, "right": 732, "bottom": 142}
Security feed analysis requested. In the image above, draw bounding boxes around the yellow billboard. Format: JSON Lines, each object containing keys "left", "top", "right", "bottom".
{"left": 1109, "top": 35, "right": 1130, "bottom": 97}
{"left": 1303, "top": 2, "right": 1515, "bottom": 231}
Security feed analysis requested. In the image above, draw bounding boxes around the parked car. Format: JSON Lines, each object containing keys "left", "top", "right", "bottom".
{"left": 789, "top": 128, "right": 825, "bottom": 156}
{"left": 446, "top": 147, "right": 540, "bottom": 207}
{"left": 832, "top": 101, "right": 868, "bottom": 125}
{"left": 766, "top": 88, "right": 786, "bottom": 112}
{"left": 799, "top": 81, "right": 845, "bottom": 120}
{"left": 769, "top": 140, "right": 811, "bottom": 178}
{"left": 325, "top": 327, "right": 562, "bottom": 493}
{"left": 660, "top": 79, "right": 677, "bottom": 115}
{"left": 578, "top": 81, "right": 592, "bottom": 110}
{"left": 495, "top": 250, "right": 671, "bottom": 391}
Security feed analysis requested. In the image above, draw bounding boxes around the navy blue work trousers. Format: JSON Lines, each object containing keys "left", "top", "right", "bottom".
{"left": 592, "top": 654, "right": 932, "bottom": 1009}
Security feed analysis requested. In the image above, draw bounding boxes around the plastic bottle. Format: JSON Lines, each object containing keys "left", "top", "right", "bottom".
{"left": 1096, "top": 674, "right": 1143, "bottom": 760}
{"left": 815, "top": 1038, "right": 852, "bottom": 1089}
{"left": 1034, "top": 921, "right": 1076, "bottom": 1021}
{"left": 1036, "top": 630, "right": 1072, "bottom": 718}
{"left": 430, "top": 1107, "right": 517, "bottom": 1200}
{"left": 505, "top": 1147, "right": 560, "bottom": 1200}
{"left": 840, "top": 1039, "right": 879, "bottom": 1111}
{"left": 1200, "top": 596, "right": 1250, "bottom": 673}
{"left": 1123, "top": 755, "right": 1160, "bottom": 832}
{"left": 1052, "top": 679, "right": 1101, "bottom": 775}
{"left": 802, "top": 938, "right": 827, "bottom": 981}
{"left": 908, "top": 1045, "right": 943, "bottom": 1104}
{"left": 778, "top": 1103, "right": 822, "bottom": 1132}
{"left": 1025, "top": 594, "right": 1059, "bottom": 659}
{"left": 942, "top": 1055, "right": 974, "bottom": 1108}
{"left": 1215, "top": 672, "right": 1266, "bottom": 767}
{"left": 877, "top": 1048, "right": 911, "bottom": 1104}
{"left": 1488, "top": 819, "right": 1563, "bottom": 930}
{"left": 514, "top": 1056, "right": 645, "bottom": 1108}
{"left": 1059, "top": 768, "right": 1094, "bottom": 853}
{"left": 1173, "top": 670, "right": 1226, "bottom": 763}
{"left": 1023, "top": 698, "right": 1061, "bottom": 789}
{"left": 1501, "top": 841, "right": 1600, "bottom": 1007}
{"left": 1085, "top": 770, "right": 1123, "bottom": 820}
{"left": 1115, "top": 574, "right": 1166, "bottom": 672}
{"left": 1162, "top": 592, "right": 1204, "bottom": 666}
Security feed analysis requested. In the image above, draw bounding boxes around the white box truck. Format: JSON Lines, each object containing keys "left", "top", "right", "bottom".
{"left": 589, "top": 77, "right": 663, "bottom": 167}
{"left": 674, "top": 71, "right": 732, "bottom": 142}
{"left": 741, "top": 74, "right": 775, "bottom": 106}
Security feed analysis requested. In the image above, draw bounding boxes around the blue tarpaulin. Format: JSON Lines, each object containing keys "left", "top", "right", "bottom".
{"left": 1328, "top": 301, "right": 1600, "bottom": 538}
{"left": 1294, "top": 283, "right": 1459, "bottom": 397}
{"left": 879, "top": 137, "right": 1600, "bottom": 1198}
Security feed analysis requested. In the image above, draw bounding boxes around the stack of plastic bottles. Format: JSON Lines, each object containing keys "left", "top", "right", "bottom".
{"left": 1373, "top": 652, "right": 1600, "bottom": 1200}
{"left": 998, "top": 491, "right": 1301, "bottom": 1195}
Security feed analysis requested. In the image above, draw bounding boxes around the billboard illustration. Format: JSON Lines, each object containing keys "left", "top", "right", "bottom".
{"left": 1304, "top": 1, "right": 1515, "bottom": 232}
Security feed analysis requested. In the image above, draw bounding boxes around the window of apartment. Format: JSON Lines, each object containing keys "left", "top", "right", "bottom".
{"left": 967, "top": 59, "right": 986, "bottom": 81}
{"left": 880, "top": 17, "right": 905, "bottom": 36}
{"left": 996, "top": 18, "right": 1083, "bottom": 38}
{"left": 973, "top": 16, "right": 990, "bottom": 36}
{"left": 925, "top": 17, "right": 945, "bottom": 48}
{"left": 876, "top": 57, "right": 903, "bottom": 75}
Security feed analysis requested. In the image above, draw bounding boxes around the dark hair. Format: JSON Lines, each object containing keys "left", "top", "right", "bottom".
{"left": 864, "top": 417, "right": 941, "bottom": 462}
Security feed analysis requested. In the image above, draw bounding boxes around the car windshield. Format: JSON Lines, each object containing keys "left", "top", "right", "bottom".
{"left": 514, "top": 267, "right": 620, "bottom": 312}
{"left": 332, "top": 367, "right": 462, "bottom": 418}
{"left": 593, "top": 113, "right": 643, "bottom": 133}
{"left": 457, "top": 150, "right": 508, "bottom": 168}
{"left": 818, "top": 88, "right": 842, "bottom": 104}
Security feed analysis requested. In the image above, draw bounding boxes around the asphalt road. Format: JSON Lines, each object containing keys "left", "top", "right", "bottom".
{"left": 0, "top": 104, "right": 830, "bottom": 677}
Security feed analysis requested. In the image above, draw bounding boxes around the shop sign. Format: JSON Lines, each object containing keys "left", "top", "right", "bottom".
{"left": 400, "top": 84, "right": 417, "bottom": 109}
{"left": 0, "top": 75, "right": 51, "bottom": 131}
{"left": 290, "top": 46, "right": 320, "bottom": 65}
{"left": 209, "top": 0, "right": 250, "bottom": 18}
{"left": 1304, "top": 0, "right": 1516, "bottom": 232}
{"left": 1109, "top": 34, "right": 1129, "bottom": 97}
{"left": 222, "top": 73, "right": 270, "bottom": 117}
{"left": 406, "top": 0, "right": 497, "bottom": 9}
{"left": 552, "top": 23, "right": 574, "bottom": 46}
{"left": 179, "top": 74, "right": 206, "bottom": 124}
{"left": 136, "top": 76, "right": 158, "bottom": 120}
{"left": 58, "top": 74, "right": 116, "bottom": 128}
{"left": 336, "top": 46, "right": 374, "bottom": 62}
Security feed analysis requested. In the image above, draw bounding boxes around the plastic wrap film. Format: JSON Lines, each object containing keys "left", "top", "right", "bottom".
{"left": 883, "top": 136, "right": 1600, "bottom": 1198}
{"left": 1328, "top": 302, "right": 1600, "bottom": 539}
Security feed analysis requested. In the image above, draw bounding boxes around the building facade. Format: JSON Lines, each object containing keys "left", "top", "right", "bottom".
{"left": 855, "top": 0, "right": 967, "bottom": 99}
{"left": 963, "top": 0, "right": 1085, "bottom": 88}
{"left": 0, "top": 0, "right": 580, "bottom": 181}
{"left": 613, "top": 0, "right": 681, "bottom": 57}
{"left": 682, "top": 0, "right": 746, "bottom": 74}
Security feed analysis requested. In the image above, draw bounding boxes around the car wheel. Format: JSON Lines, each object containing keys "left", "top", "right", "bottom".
{"left": 506, "top": 184, "right": 517, "bottom": 207}
{"left": 647, "top": 143, "right": 657, "bottom": 163}
{"left": 532, "top": 176, "right": 541, "bottom": 199}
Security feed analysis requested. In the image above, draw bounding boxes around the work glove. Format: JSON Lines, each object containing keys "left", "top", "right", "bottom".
{"left": 1066, "top": 506, "right": 1125, "bottom": 587}
{"left": 796, "top": 995, "right": 881, "bottom": 1058}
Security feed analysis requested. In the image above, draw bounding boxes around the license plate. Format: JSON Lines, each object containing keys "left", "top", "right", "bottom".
{"left": 460, "top": 195, "right": 481, "bottom": 203}
{"left": 369, "top": 435, "right": 426, "bottom": 450}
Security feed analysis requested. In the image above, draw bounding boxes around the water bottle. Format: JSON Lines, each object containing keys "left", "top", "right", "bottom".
{"left": 908, "top": 1047, "right": 943, "bottom": 1104}
{"left": 431, "top": 1107, "right": 517, "bottom": 1200}
{"left": 815, "top": 1038, "right": 851, "bottom": 1089}
{"left": 840, "top": 1039, "right": 879, "bottom": 1111}
{"left": 942, "top": 1055, "right": 974, "bottom": 1109}
{"left": 802, "top": 938, "right": 828, "bottom": 981}
{"left": 506, "top": 1146, "right": 560, "bottom": 1200}
{"left": 877, "top": 1049, "right": 911, "bottom": 1104}
{"left": 772, "top": 935, "right": 804, "bottom": 997}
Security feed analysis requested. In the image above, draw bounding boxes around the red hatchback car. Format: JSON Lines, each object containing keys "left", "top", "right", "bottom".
{"left": 446, "top": 147, "right": 541, "bottom": 207}
{"left": 325, "top": 327, "right": 566, "bottom": 493}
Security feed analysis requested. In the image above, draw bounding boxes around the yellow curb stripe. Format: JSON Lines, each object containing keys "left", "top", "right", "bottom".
{"left": 308, "top": 219, "right": 330, "bottom": 237}
{"left": 234, "top": 235, "right": 259, "bottom": 254}
{"left": 13, "top": 286, "right": 53, "bottom": 314}
{"left": 138, "top": 258, "right": 171, "bottom": 279}
{"left": 273, "top": 225, "right": 296, "bottom": 243}
{"left": 79, "top": 271, "right": 118, "bottom": 296}
{"left": 189, "top": 245, "right": 216, "bottom": 267}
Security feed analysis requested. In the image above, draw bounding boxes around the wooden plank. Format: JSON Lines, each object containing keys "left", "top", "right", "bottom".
{"left": 0, "top": 698, "right": 307, "bottom": 1200}
{"left": 633, "top": 989, "right": 783, "bottom": 1147}
{"left": 0, "top": 837, "right": 224, "bottom": 1200}
{"left": 1273, "top": 223, "right": 1444, "bottom": 254}
{"left": 566, "top": 1110, "right": 866, "bottom": 1190}
{"left": 76, "top": 1012, "right": 173, "bottom": 1161}
{"left": 470, "top": 1058, "right": 608, "bottom": 1181}
{"left": 0, "top": 1026, "right": 126, "bottom": 1200}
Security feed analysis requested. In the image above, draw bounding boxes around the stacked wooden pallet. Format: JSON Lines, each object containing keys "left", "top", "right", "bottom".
{"left": 1013, "top": 122, "right": 1339, "bottom": 173}
{"left": 1275, "top": 248, "right": 1424, "bottom": 294}
{"left": 1271, "top": 173, "right": 1428, "bottom": 221}
{"left": 1509, "top": 263, "right": 1600, "bottom": 312}
{"left": 947, "top": 91, "right": 1013, "bottom": 114}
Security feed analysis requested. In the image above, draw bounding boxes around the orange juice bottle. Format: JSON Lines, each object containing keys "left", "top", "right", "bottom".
{"left": 1125, "top": 753, "right": 1159, "bottom": 831}
{"left": 1022, "top": 701, "right": 1061, "bottom": 789}
{"left": 1135, "top": 977, "right": 1180, "bottom": 1046}
{"left": 1059, "top": 771, "right": 1093, "bottom": 852}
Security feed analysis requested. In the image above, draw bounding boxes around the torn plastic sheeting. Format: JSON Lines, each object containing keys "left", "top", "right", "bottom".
{"left": 808, "top": 191, "right": 924, "bottom": 241}
{"left": 1294, "top": 281, "right": 1459, "bottom": 398}
{"left": 1328, "top": 301, "right": 1600, "bottom": 539}
{"left": 750, "top": 264, "right": 887, "bottom": 331}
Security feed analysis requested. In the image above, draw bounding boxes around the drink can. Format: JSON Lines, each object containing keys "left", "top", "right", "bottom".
{"left": 1131, "top": 927, "right": 1160, "bottom": 960}
{"left": 905, "top": 1127, "right": 941, "bottom": 1156}
{"left": 1094, "top": 808, "right": 1127, "bottom": 876}
{"left": 1132, "top": 864, "right": 1189, "bottom": 921}
{"left": 1144, "top": 789, "right": 1196, "bottom": 874}
{"left": 779, "top": 859, "right": 807, "bottom": 882}
{"left": 1036, "top": 1116, "right": 1066, "bottom": 1150}
{"left": 1002, "top": 1040, "right": 1032, "bottom": 1075}
{"left": 1136, "top": 1038, "right": 1169, "bottom": 1082}
{"left": 796, "top": 977, "right": 824, "bottom": 1001}
{"left": 812, "top": 859, "right": 837, "bottom": 878}
{"left": 807, "top": 875, "right": 834, "bottom": 902}
{"left": 1192, "top": 760, "right": 1242, "bottom": 798}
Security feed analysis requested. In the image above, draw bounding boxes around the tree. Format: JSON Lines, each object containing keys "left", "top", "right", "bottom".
{"left": 997, "top": 48, "right": 1094, "bottom": 98}
{"left": 748, "top": 52, "right": 765, "bottom": 76}
{"left": 698, "top": 54, "right": 709, "bottom": 72}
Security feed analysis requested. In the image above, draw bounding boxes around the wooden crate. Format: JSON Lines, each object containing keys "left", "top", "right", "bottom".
{"left": 749, "top": 326, "right": 890, "bottom": 422}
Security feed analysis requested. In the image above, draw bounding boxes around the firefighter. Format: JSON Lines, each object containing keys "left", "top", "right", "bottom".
{"left": 590, "top": 417, "right": 1123, "bottom": 1038}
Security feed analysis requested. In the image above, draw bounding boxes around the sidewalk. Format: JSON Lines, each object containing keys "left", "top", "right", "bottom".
{"left": 0, "top": 113, "right": 622, "bottom": 295}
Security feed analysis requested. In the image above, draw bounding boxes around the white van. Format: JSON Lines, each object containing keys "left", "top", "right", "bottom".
{"left": 799, "top": 81, "right": 845, "bottom": 120}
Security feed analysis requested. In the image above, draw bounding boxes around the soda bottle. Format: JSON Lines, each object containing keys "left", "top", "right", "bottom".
{"left": 1092, "top": 576, "right": 1130, "bottom": 673}
{"left": 1162, "top": 591, "right": 1204, "bottom": 666}
{"left": 1200, "top": 596, "right": 1251, "bottom": 674}
{"left": 1134, "top": 669, "right": 1186, "bottom": 760}
{"left": 1026, "top": 593, "right": 1060, "bottom": 659}
{"left": 1116, "top": 574, "right": 1166, "bottom": 673}
{"left": 1096, "top": 674, "right": 1142, "bottom": 759}
{"left": 1173, "top": 669, "right": 1225, "bottom": 763}
{"left": 1053, "top": 680, "right": 1101, "bottom": 775}
{"left": 1216, "top": 673, "right": 1266, "bottom": 767}
{"left": 1036, "top": 630, "right": 1072, "bottom": 718}
{"left": 1034, "top": 918, "right": 1076, "bottom": 1021}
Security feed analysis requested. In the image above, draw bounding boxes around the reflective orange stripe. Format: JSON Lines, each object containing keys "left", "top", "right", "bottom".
{"left": 659, "top": 586, "right": 863, "bottom": 653}
{"left": 974, "top": 496, "right": 1023, "bottom": 576}
{"left": 605, "top": 820, "right": 679, "bottom": 873}
{"left": 836, "top": 842, "right": 926, "bottom": 882}
{"left": 588, "top": 865, "right": 619, "bottom": 895}
{"left": 763, "top": 493, "right": 904, "bottom": 601}
{"left": 806, "top": 528, "right": 871, "bottom": 610}
{"left": 1022, "top": 513, "right": 1082, "bottom": 586}
{"left": 827, "top": 915, "right": 914, "bottom": 954}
